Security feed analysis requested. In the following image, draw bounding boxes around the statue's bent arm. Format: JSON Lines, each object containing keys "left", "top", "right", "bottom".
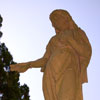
{"left": 68, "top": 29, "right": 92, "bottom": 59}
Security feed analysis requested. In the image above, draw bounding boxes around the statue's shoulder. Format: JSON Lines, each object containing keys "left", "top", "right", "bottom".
{"left": 46, "top": 35, "right": 56, "bottom": 47}
{"left": 49, "top": 35, "right": 56, "bottom": 42}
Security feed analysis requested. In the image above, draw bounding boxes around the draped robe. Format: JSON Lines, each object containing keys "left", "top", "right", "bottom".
{"left": 41, "top": 28, "right": 92, "bottom": 100}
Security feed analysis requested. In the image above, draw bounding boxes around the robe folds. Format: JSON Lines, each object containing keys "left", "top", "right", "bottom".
{"left": 41, "top": 28, "right": 92, "bottom": 100}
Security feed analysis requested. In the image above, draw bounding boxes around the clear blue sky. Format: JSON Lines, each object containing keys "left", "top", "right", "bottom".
{"left": 0, "top": 0, "right": 100, "bottom": 100}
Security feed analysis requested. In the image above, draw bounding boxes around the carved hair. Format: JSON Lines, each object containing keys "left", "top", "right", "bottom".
{"left": 49, "top": 9, "right": 78, "bottom": 30}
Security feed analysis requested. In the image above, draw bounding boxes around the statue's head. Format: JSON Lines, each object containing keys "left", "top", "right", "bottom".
{"left": 49, "top": 9, "right": 78, "bottom": 31}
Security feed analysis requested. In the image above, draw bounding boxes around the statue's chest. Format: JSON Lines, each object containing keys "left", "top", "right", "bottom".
{"left": 50, "top": 36, "right": 69, "bottom": 53}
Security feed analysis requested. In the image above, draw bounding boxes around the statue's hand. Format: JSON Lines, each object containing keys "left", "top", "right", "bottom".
{"left": 10, "top": 63, "right": 30, "bottom": 73}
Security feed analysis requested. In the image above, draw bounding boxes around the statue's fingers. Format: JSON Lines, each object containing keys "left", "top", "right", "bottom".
{"left": 10, "top": 66, "right": 17, "bottom": 71}
{"left": 10, "top": 67, "right": 15, "bottom": 71}
{"left": 10, "top": 64, "right": 14, "bottom": 67}
{"left": 10, "top": 65, "right": 14, "bottom": 71}
{"left": 10, "top": 65, "right": 19, "bottom": 71}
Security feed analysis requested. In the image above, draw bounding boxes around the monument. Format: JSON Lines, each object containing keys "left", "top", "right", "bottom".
{"left": 10, "top": 9, "right": 92, "bottom": 100}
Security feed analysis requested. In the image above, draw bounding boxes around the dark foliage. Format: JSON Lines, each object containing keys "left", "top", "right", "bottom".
{"left": 0, "top": 15, "right": 30, "bottom": 100}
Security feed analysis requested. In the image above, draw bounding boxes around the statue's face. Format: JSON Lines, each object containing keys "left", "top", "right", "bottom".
{"left": 51, "top": 16, "right": 69, "bottom": 32}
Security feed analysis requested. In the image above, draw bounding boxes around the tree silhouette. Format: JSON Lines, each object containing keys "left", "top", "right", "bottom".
{"left": 0, "top": 15, "right": 30, "bottom": 100}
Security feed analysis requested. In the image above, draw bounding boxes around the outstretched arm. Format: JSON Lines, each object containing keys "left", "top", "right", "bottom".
{"left": 28, "top": 58, "right": 48, "bottom": 68}
{"left": 10, "top": 57, "right": 48, "bottom": 73}
{"left": 10, "top": 38, "right": 52, "bottom": 73}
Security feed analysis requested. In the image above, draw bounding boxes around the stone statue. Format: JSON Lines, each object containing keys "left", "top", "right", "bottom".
{"left": 10, "top": 9, "right": 92, "bottom": 100}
